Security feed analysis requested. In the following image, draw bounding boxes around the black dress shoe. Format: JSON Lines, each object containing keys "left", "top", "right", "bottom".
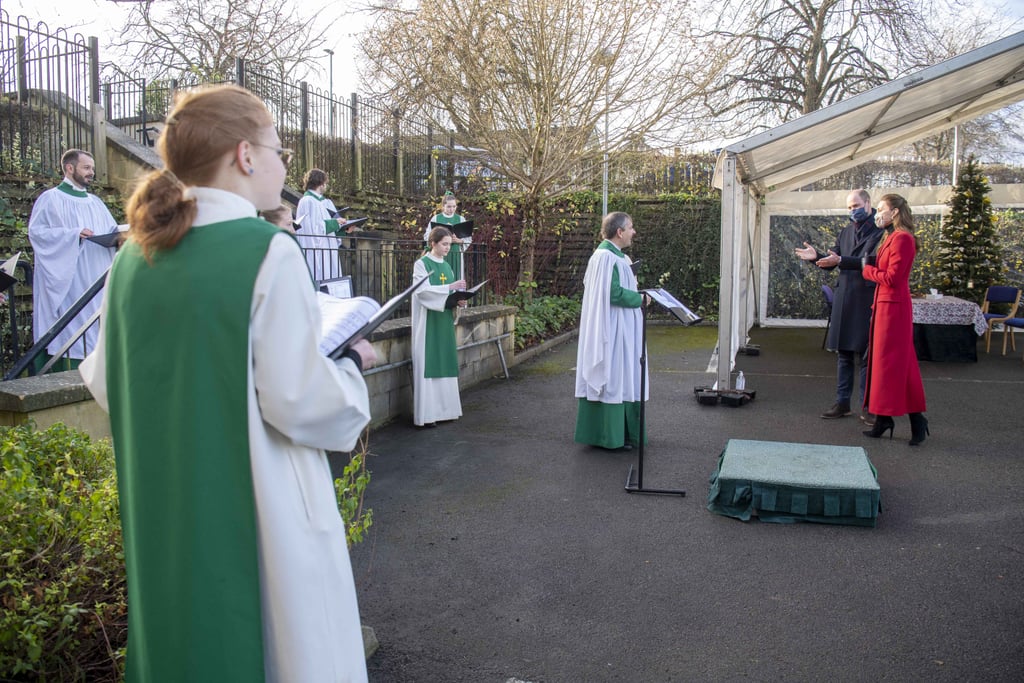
{"left": 860, "top": 413, "right": 876, "bottom": 427}
{"left": 821, "top": 403, "right": 852, "bottom": 419}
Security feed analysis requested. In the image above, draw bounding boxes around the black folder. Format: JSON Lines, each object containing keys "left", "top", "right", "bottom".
{"left": 0, "top": 253, "right": 19, "bottom": 290}
{"left": 445, "top": 280, "right": 488, "bottom": 309}
{"left": 430, "top": 220, "right": 474, "bottom": 240}
{"left": 328, "top": 276, "right": 429, "bottom": 359}
{"left": 85, "top": 230, "right": 124, "bottom": 248}
{"left": 328, "top": 217, "right": 368, "bottom": 234}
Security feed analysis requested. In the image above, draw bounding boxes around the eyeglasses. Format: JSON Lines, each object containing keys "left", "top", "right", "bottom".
{"left": 251, "top": 142, "right": 294, "bottom": 166}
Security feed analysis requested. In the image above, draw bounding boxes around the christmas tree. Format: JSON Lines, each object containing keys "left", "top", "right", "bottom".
{"left": 936, "top": 156, "right": 1002, "bottom": 302}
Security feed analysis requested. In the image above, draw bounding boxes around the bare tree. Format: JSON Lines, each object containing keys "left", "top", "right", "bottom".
{"left": 902, "top": 8, "right": 1024, "bottom": 164}
{"left": 706, "top": 0, "right": 931, "bottom": 135}
{"left": 359, "top": 0, "right": 729, "bottom": 289}
{"left": 107, "top": 0, "right": 329, "bottom": 82}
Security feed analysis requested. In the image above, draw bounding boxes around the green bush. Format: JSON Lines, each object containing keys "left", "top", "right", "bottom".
{"left": 0, "top": 423, "right": 126, "bottom": 681}
{"left": 505, "top": 285, "right": 582, "bottom": 351}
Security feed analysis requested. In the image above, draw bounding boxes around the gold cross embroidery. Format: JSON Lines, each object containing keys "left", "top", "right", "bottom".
{"left": 439, "top": 273, "right": 447, "bottom": 284}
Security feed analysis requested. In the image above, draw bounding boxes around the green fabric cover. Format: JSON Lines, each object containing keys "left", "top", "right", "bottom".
{"left": 707, "top": 439, "right": 881, "bottom": 527}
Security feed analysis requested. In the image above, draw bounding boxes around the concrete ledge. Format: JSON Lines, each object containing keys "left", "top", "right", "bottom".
{"left": 0, "top": 304, "right": 519, "bottom": 437}
{"left": 0, "top": 370, "right": 112, "bottom": 439}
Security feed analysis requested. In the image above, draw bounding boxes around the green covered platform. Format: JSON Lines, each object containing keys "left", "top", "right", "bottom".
{"left": 707, "top": 439, "right": 881, "bottom": 527}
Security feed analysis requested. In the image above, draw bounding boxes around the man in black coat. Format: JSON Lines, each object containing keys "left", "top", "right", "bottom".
{"left": 795, "top": 189, "right": 883, "bottom": 421}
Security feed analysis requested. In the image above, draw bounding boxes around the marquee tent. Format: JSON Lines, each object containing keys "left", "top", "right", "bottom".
{"left": 711, "top": 30, "right": 1024, "bottom": 388}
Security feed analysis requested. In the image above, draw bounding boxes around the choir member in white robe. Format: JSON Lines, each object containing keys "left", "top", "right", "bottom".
{"left": 79, "top": 85, "right": 374, "bottom": 682}
{"left": 411, "top": 227, "right": 467, "bottom": 426}
{"left": 295, "top": 168, "right": 345, "bottom": 283}
{"left": 28, "top": 149, "right": 119, "bottom": 360}
{"left": 574, "top": 212, "right": 649, "bottom": 449}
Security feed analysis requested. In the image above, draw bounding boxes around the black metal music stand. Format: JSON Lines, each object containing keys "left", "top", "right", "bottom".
{"left": 625, "top": 302, "right": 686, "bottom": 497}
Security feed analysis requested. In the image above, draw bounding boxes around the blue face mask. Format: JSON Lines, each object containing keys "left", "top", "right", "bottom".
{"left": 849, "top": 207, "right": 869, "bottom": 223}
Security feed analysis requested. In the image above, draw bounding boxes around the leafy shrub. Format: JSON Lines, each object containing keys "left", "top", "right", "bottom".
{"left": 504, "top": 284, "right": 582, "bottom": 350}
{"left": 0, "top": 423, "right": 126, "bottom": 681}
{"left": 334, "top": 432, "right": 373, "bottom": 547}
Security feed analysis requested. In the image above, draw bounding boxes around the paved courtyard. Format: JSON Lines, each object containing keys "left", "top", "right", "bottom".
{"left": 339, "top": 325, "right": 1024, "bottom": 682}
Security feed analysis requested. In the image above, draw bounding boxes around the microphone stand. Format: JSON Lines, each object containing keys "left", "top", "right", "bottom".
{"left": 625, "top": 301, "right": 686, "bottom": 497}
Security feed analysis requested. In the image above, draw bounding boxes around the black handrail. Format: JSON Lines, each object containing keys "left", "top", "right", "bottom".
{"left": 3, "top": 269, "right": 109, "bottom": 381}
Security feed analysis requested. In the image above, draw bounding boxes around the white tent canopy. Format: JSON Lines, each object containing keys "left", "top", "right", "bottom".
{"left": 711, "top": 30, "right": 1024, "bottom": 389}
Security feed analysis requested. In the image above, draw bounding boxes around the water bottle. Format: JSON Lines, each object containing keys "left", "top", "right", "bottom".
{"left": 736, "top": 371, "right": 746, "bottom": 390}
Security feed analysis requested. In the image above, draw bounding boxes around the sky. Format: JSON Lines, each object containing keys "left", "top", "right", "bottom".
{"left": 6, "top": 0, "right": 1024, "bottom": 104}
{"left": 3, "top": 0, "right": 367, "bottom": 96}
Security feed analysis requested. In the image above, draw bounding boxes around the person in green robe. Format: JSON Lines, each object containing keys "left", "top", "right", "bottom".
{"left": 80, "top": 84, "right": 375, "bottom": 683}
{"left": 411, "top": 226, "right": 467, "bottom": 426}
{"left": 574, "top": 212, "right": 649, "bottom": 449}
{"left": 423, "top": 191, "right": 471, "bottom": 280}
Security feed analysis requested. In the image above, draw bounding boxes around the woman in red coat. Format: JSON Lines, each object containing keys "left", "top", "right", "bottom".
{"left": 860, "top": 193, "right": 928, "bottom": 445}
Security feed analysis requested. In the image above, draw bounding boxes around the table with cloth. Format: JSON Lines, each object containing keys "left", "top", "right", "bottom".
{"left": 911, "top": 295, "right": 986, "bottom": 362}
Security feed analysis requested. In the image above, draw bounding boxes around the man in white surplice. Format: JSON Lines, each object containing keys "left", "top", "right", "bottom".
{"left": 574, "top": 212, "right": 649, "bottom": 449}
{"left": 28, "top": 149, "right": 119, "bottom": 361}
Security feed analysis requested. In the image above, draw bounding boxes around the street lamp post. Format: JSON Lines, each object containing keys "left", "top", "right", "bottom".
{"left": 598, "top": 47, "right": 613, "bottom": 218}
{"left": 324, "top": 48, "right": 335, "bottom": 137}
{"left": 602, "top": 88, "right": 609, "bottom": 218}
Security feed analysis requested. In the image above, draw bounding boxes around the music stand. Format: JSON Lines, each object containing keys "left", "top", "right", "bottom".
{"left": 624, "top": 288, "right": 701, "bottom": 497}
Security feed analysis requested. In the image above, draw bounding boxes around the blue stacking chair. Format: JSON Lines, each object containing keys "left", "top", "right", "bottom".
{"left": 981, "top": 285, "right": 1021, "bottom": 354}
{"left": 1002, "top": 315, "right": 1024, "bottom": 361}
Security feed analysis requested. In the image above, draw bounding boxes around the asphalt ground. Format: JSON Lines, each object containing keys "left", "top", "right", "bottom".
{"left": 337, "top": 325, "right": 1024, "bottom": 682}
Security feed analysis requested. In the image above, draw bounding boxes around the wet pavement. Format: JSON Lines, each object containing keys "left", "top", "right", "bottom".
{"left": 337, "top": 325, "right": 1024, "bottom": 682}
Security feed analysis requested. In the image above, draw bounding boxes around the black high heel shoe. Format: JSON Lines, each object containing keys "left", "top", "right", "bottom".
{"left": 863, "top": 415, "right": 895, "bottom": 439}
{"left": 909, "top": 413, "right": 929, "bottom": 446}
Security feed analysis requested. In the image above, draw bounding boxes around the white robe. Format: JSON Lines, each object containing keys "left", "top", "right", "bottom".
{"left": 81, "top": 188, "right": 371, "bottom": 682}
{"left": 575, "top": 246, "right": 649, "bottom": 403}
{"left": 411, "top": 255, "right": 463, "bottom": 425}
{"left": 295, "top": 191, "right": 343, "bottom": 282}
{"left": 27, "top": 182, "right": 118, "bottom": 358}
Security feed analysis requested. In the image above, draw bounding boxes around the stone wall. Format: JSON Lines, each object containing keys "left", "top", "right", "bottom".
{"left": 0, "top": 304, "right": 517, "bottom": 438}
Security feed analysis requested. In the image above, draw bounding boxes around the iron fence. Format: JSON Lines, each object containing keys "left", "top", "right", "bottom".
{"left": 302, "top": 235, "right": 491, "bottom": 318}
{"left": 0, "top": 10, "right": 97, "bottom": 176}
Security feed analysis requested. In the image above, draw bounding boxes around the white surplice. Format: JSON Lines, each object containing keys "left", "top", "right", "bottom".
{"left": 575, "top": 246, "right": 648, "bottom": 404}
{"left": 28, "top": 181, "right": 118, "bottom": 358}
{"left": 295, "top": 191, "right": 343, "bottom": 282}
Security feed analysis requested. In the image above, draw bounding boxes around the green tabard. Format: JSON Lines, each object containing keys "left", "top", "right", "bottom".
{"left": 419, "top": 255, "right": 459, "bottom": 377}
{"left": 430, "top": 212, "right": 466, "bottom": 279}
{"left": 104, "top": 218, "right": 278, "bottom": 681}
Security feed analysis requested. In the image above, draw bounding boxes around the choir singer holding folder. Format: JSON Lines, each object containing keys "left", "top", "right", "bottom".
{"left": 80, "top": 84, "right": 375, "bottom": 682}
{"left": 574, "top": 212, "right": 649, "bottom": 450}
{"left": 424, "top": 191, "right": 472, "bottom": 280}
{"left": 27, "top": 148, "right": 120, "bottom": 367}
{"left": 411, "top": 226, "right": 467, "bottom": 427}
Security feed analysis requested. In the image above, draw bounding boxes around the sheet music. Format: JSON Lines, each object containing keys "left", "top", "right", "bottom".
{"left": 646, "top": 288, "right": 686, "bottom": 309}
{"left": 316, "top": 292, "right": 380, "bottom": 356}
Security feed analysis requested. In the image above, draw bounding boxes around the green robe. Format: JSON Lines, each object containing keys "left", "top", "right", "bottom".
{"left": 428, "top": 212, "right": 468, "bottom": 280}
{"left": 574, "top": 241, "right": 647, "bottom": 449}
{"left": 105, "top": 218, "right": 277, "bottom": 680}
{"left": 418, "top": 255, "right": 459, "bottom": 377}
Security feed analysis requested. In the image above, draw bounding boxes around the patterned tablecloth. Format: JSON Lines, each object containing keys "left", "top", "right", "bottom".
{"left": 911, "top": 296, "right": 987, "bottom": 336}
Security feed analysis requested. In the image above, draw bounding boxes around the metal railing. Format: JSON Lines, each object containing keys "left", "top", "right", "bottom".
{"left": 2, "top": 236, "right": 492, "bottom": 379}
{"left": 304, "top": 235, "right": 491, "bottom": 317}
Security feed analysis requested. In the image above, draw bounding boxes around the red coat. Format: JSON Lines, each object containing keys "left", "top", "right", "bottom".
{"left": 862, "top": 230, "right": 926, "bottom": 416}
